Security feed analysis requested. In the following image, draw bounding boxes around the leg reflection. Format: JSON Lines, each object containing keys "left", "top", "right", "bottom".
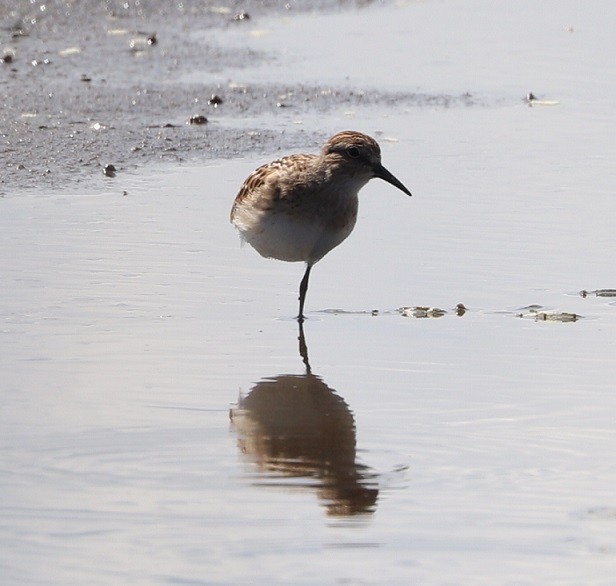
{"left": 298, "top": 320, "right": 311, "bottom": 375}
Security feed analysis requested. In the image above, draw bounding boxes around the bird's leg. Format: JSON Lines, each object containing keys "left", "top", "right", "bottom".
{"left": 297, "top": 264, "right": 312, "bottom": 322}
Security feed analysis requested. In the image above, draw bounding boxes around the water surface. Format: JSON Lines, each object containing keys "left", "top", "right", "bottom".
{"left": 2, "top": 0, "right": 615, "bottom": 584}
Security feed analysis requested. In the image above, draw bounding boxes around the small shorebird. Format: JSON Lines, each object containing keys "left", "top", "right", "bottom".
{"left": 230, "top": 130, "right": 412, "bottom": 321}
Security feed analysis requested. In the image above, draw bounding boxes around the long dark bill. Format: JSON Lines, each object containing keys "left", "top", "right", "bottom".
{"left": 374, "top": 164, "right": 412, "bottom": 197}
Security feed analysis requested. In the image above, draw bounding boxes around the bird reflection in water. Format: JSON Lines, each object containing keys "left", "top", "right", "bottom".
{"left": 230, "top": 323, "right": 378, "bottom": 516}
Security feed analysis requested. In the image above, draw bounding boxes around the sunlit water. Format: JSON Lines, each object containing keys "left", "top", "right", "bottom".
{"left": 2, "top": 0, "right": 615, "bottom": 584}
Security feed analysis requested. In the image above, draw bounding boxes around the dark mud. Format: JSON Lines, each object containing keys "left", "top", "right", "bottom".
{"left": 1, "top": 0, "right": 478, "bottom": 192}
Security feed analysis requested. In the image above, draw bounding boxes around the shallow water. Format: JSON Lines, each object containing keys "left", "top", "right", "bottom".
{"left": 2, "top": 0, "right": 616, "bottom": 584}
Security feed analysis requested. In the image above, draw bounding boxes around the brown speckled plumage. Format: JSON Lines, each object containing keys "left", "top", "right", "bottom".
{"left": 231, "top": 131, "right": 411, "bottom": 320}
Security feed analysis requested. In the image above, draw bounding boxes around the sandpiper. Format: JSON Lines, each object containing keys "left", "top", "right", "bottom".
{"left": 230, "top": 130, "right": 412, "bottom": 321}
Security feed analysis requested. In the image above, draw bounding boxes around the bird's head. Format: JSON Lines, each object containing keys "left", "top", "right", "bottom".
{"left": 322, "top": 131, "right": 412, "bottom": 196}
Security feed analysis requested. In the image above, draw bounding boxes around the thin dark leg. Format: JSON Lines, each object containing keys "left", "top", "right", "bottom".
{"left": 297, "top": 264, "right": 312, "bottom": 322}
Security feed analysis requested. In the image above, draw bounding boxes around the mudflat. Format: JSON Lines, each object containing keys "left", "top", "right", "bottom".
{"left": 1, "top": 0, "right": 469, "bottom": 192}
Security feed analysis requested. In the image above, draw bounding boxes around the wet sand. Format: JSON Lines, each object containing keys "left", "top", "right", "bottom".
{"left": 1, "top": 0, "right": 477, "bottom": 192}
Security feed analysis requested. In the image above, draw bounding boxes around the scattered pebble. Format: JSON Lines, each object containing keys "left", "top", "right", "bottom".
{"left": 188, "top": 115, "right": 208, "bottom": 125}
{"left": 103, "top": 164, "right": 117, "bottom": 177}
{"left": 208, "top": 94, "right": 223, "bottom": 106}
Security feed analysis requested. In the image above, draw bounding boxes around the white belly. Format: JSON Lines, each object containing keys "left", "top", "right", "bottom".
{"left": 233, "top": 205, "right": 357, "bottom": 265}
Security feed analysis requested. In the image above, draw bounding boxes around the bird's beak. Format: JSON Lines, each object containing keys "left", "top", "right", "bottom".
{"left": 373, "top": 164, "right": 412, "bottom": 196}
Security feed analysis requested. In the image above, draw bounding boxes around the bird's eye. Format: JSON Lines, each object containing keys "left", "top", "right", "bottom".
{"left": 346, "top": 146, "right": 361, "bottom": 158}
